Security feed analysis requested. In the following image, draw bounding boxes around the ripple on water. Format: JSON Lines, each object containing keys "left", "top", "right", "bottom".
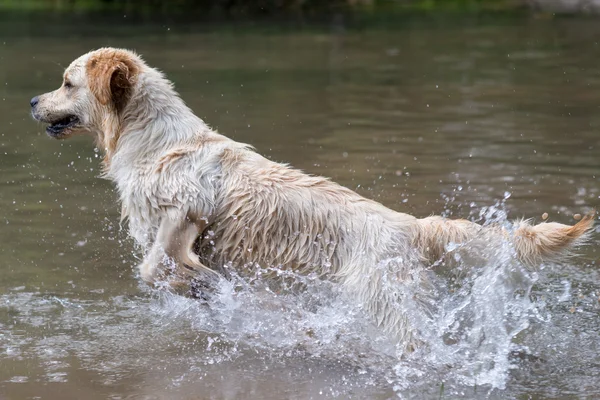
{"left": 3, "top": 206, "right": 597, "bottom": 399}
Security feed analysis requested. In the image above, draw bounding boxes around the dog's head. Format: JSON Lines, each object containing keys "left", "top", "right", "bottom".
{"left": 30, "top": 48, "right": 140, "bottom": 142}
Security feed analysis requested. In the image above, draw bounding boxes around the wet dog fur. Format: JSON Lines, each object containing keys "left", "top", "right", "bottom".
{"left": 31, "top": 48, "right": 595, "bottom": 349}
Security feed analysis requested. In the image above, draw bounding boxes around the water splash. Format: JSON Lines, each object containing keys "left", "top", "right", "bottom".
{"left": 1, "top": 201, "right": 595, "bottom": 398}
{"left": 136, "top": 199, "right": 541, "bottom": 395}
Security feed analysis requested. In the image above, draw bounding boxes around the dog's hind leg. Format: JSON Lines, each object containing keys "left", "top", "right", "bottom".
{"left": 139, "top": 215, "right": 219, "bottom": 295}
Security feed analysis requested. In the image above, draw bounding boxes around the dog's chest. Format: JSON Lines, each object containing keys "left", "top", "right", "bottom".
{"left": 116, "top": 174, "right": 163, "bottom": 247}
{"left": 114, "top": 163, "right": 212, "bottom": 247}
{"left": 113, "top": 168, "right": 169, "bottom": 241}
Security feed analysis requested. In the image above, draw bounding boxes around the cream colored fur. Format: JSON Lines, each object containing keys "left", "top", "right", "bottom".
{"left": 31, "top": 48, "right": 595, "bottom": 350}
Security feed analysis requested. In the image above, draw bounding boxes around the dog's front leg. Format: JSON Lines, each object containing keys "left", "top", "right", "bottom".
{"left": 139, "top": 215, "right": 218, "bottom": 295}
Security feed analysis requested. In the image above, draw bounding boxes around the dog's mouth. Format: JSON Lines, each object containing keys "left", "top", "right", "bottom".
{"left": 45, "top": 115, "right": 80, "bottom": 137}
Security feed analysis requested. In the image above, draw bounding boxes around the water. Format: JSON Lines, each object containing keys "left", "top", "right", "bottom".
{"left": 1, "top": 13, "right": 600, "bottom": 399}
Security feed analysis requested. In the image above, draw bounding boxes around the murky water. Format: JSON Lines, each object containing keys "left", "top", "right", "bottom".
{"left": 1, "top": 14, "right": 600, "bottom": 399}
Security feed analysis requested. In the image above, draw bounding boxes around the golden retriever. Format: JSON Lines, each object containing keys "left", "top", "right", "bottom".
{"left": 30, "top": 48, "right": 594, "bottom": 350}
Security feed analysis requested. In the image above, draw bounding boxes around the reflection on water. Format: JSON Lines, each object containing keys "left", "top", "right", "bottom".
{"left": 1, "top": 14, "right": 599, "bottom": 399}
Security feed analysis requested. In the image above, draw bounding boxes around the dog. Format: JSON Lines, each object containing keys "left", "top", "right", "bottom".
{"left": 30, "top": 48, "right": 594, "bottom": 350}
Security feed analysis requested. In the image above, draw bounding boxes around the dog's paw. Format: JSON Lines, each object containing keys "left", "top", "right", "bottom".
{"left": 190, "top": 278, "right": 215, "bottom": 301}
{"left": 138, "top": 261, "right": 158, "bottom": 284}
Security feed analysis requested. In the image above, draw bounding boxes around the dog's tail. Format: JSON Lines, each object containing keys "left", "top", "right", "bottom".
{"left": 415, "top": 211, "right": 595, "bottom": 266}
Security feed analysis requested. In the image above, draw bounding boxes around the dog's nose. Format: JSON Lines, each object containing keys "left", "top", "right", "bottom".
{"left": 30, "top": 96, "right": 39, "bottom": 108}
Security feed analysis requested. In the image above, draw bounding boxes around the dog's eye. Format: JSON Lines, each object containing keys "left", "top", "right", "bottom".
{"left": 64, "top": 81, "right": 73, "bottom": 89}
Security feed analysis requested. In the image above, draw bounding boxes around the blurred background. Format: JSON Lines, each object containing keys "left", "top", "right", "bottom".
{"left": 4, "top": 0, "right": 600, "bottom": 16}
{"left": 1, "top": 1, "right": 600, "bottom": 399}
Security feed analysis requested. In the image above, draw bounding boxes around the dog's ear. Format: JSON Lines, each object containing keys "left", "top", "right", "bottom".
{"left": 87, "top": 49, "right": 138, "bottom": 112}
